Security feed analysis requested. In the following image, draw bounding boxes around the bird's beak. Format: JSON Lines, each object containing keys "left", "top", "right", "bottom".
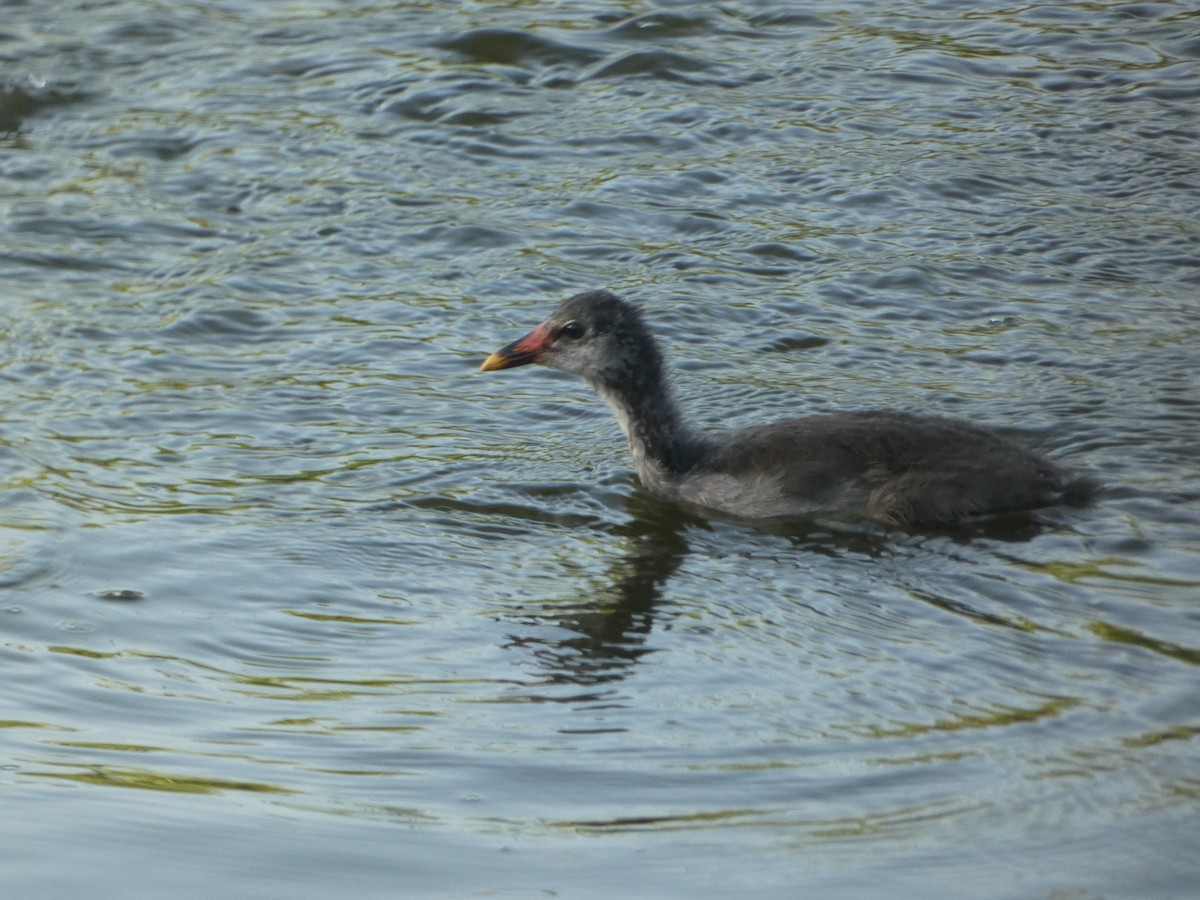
{"left": 480, "top": 327, "right": 546, "bottom": 372}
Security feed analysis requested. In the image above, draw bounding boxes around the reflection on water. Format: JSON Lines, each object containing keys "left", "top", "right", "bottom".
{"left": 498, "top": 494, "right": 694, "bottom": 692}
{"left": 499, "top": 491, "right": 1102, "bottom": 693}
{"left": 28, "top": 762, "right": 297, "bottom": 796}
{"left": 3, "top": 0, "right": 1200, "bottom": 897}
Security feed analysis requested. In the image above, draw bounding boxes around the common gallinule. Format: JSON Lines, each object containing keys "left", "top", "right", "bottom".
{"left": 481, "top": 290, "right": 1091, "bottom": 525}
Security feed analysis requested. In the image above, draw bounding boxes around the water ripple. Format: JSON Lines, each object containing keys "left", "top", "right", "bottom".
{"left": 3, "top": 1, "right": 1200, "bottom": 896}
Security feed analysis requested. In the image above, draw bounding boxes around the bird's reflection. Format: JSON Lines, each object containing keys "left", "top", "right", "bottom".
{"left": 496, "top": 487, "right": 1074, "bottom": 697}
{"left": 494, "top": 492, "right": 889, "bottom": 694}
{"left": 497, "top": 491, "right": 696, "bottom": 696}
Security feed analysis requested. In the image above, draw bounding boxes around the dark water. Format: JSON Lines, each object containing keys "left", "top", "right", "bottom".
{"left": 3, "top": 1, "right": 1199, "bottom": 897}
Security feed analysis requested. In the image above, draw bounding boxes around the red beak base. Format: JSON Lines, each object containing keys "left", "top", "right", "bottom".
{"left": 480, "top": 328, "right": 547, "bottom": 371}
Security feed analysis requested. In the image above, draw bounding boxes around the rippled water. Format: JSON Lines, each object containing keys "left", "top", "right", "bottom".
{"left": 3, "top": 2, "right": 1199, "bottom": 897}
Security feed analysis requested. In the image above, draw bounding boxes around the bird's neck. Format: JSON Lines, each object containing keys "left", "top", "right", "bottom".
{"left": 595, "top": 375, "right": 706, "bottom": 491}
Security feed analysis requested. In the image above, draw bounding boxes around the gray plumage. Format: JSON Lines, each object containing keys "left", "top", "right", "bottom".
{"left": 481, "top": 290, "right": 1091, "bottom": 525}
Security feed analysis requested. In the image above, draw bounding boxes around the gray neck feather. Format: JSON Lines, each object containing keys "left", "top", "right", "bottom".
{"left": 593, "top": 369, "right": 707, "bottom": 491}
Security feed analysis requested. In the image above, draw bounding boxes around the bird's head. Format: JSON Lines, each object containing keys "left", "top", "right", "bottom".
{"left": 480, "top": 290, "right": 659, "bottom": 389}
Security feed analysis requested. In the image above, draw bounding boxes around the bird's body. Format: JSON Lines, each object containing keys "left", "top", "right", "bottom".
{"left": 666, "top": 411, "right": 1072, "bottom": 522}
{"left": 481, "top": 290, "right": 1090, "bottom": 526}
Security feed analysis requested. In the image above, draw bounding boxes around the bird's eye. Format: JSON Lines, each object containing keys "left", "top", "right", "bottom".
{"left": 559, "top": 320, "right": 585, "bottom": 340}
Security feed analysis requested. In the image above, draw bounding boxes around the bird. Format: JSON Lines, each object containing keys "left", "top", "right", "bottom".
{"left": 479, "top": 290, "right": 1092, "bottom": 525}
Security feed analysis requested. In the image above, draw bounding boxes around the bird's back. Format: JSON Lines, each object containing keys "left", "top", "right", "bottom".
{"left": 681, "top": 411, "right": 1079, "bottom": 524}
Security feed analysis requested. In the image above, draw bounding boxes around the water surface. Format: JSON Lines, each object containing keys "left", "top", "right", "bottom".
{"left": 3, "top": 2, "right": 1199, "bottom": 897}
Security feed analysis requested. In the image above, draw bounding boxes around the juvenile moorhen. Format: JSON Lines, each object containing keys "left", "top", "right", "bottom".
{"left": 480, "top": 290, "right": 1091, "bottom": 525}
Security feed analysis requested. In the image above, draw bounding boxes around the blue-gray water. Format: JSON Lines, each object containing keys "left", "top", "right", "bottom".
{"left": 3, "top": 2, "right": 1199, "bottom": 897}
